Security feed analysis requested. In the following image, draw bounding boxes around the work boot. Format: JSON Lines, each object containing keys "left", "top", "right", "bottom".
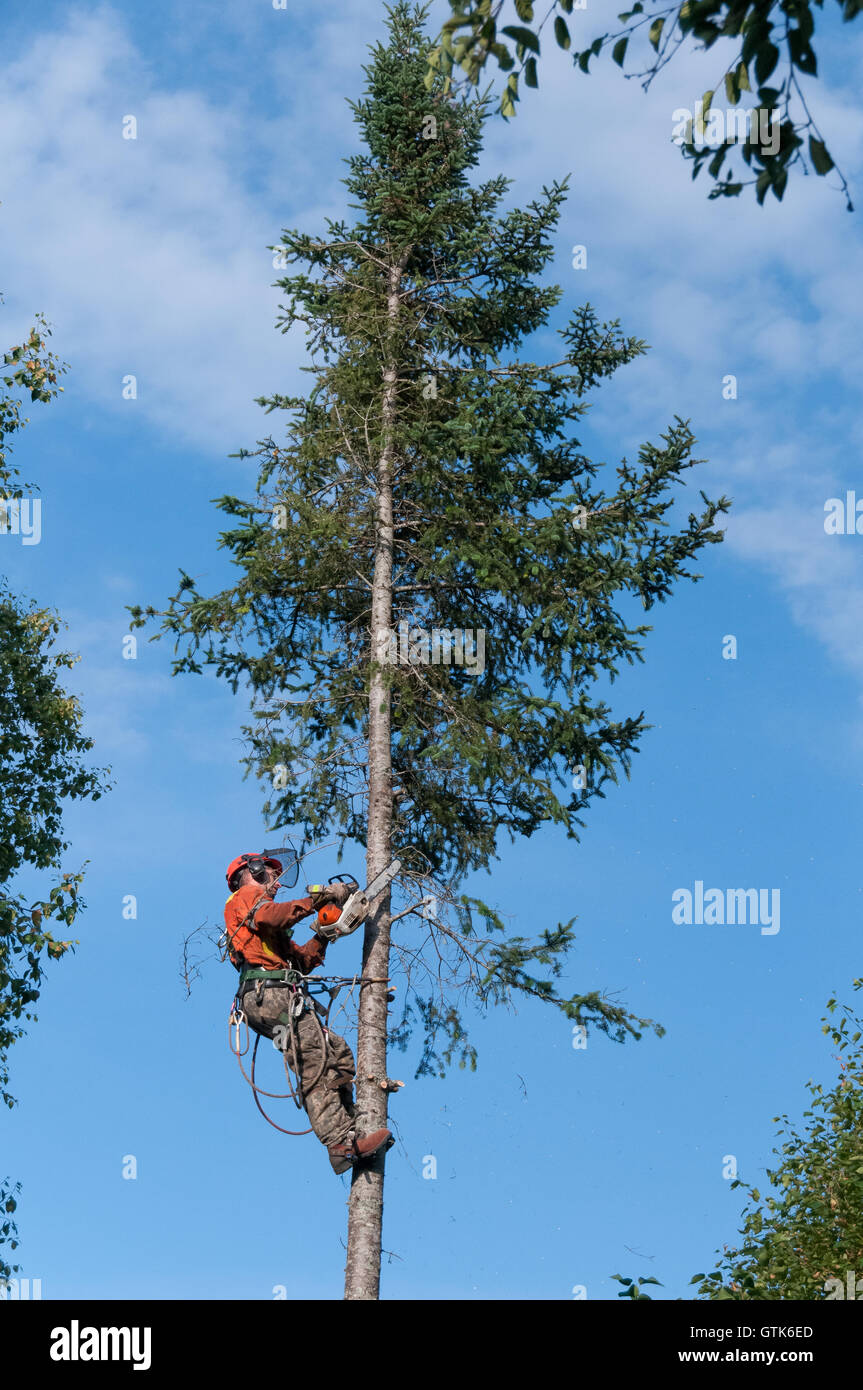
{"left": 328, "top": 1146, "right": 354, "bottom": 1176}
{"left": 354, "top": 1127, "right": 392, "bottom": 1159}
{"left": 327, "top": 1127, "right": 392, "bottom": 1175}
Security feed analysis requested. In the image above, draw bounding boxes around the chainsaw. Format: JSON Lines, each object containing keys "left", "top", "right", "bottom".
{"left": 307, "top": 859, "right": 402, "bottom": 941}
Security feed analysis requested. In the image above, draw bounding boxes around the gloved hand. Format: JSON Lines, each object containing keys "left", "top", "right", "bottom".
{"left": 307, "top": 881, "right": 355, "bottom": 910}
{"left": 314, "top": 918, "right": 343, "bottom": 944}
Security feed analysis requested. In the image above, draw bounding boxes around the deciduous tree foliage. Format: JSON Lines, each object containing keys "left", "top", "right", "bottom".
{"left": 612, "top": 983, "right": 863, "bottom": 1299}
{"left": 429, "top": 0, "right": 855, "bottom": 207}
{"left": 133, "top": 3, "right": 727, "bottom": 1298}
{"left": 0, "top": 306, "right": 109, "bottom": 1281}
{"left": 692, "top": 983, "right": 863, "bottom": 1299}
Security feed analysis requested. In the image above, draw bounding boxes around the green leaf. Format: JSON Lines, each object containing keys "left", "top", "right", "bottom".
{"left": 554, "top": 16, "right": 571, "bottom": 50}
{"left": 789, "top": 28, "right": 817, "bottom": 74}
{"left": 524, "top": 56, "right": 538, "bottom": 86}
{"left": 737, "top": 61, "right": 751, "bottom": 92}
{"left": 648, "top": 17, "right": 664, "bottom": 49}
{"left": 708, "top": 146, "right": 727, "bottom": 178}
{"left": 809, "top": 136, "right": 834, "bottom": 175}
{"left": 514, "top": 0, "right": 534, "bottom": 19}
{"left": 612, "top": 37, "right": 628, "bottom": 66}
{"left": 502, "top": 24, "right": 540, "bottom": 53}
{"left": 725, "top": 70, "right": 740, "bottom": 105}
{"left": 754, "top": 42, "right": 780, "bottom": 85}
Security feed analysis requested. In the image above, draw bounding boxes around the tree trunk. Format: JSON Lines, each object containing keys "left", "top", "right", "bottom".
{"left": 344, "top": 258, "right": 404, "bottom": 1301}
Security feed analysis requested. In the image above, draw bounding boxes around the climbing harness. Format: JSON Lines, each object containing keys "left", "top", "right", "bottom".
{"left": 228, "top": 971, "right": 390, "bottom": 1136}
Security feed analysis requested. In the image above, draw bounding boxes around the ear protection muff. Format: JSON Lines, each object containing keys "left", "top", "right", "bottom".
{"left": 243, "top": 855, "right": 269, "bottom": 884}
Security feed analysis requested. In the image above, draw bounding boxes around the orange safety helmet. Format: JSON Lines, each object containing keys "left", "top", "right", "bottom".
{"left": 225, "top": 851, "right": 283, "bottom": 891}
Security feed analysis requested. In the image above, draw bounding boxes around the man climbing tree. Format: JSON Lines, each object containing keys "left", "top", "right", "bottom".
{"left": 132, "top": 2, "right": 728, "bottom": 1300}
{"left": 223, "top": 849, "right": 392, "bottom": 1172}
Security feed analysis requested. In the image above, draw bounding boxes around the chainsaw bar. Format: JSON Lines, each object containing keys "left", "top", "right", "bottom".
{"left": 362, "top": 858, "right": 402, "bottom": 902}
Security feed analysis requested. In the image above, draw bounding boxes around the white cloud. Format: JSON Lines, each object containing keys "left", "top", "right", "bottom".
{"left": 726, "top": 502, "right": 863, "bottom": 679}
{"left": 472, "top": 35, "right": 863, "bottom": 696}
{"left": 0, "top": 10, "right": 307, "bottom": 453}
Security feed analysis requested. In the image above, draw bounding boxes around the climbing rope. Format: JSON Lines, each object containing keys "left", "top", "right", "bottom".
{"left": 228, "top": 973, "right": 390, "bottom": 1137}
{"left": 250, "top": 1035, "right": 313, "bottom": 1136}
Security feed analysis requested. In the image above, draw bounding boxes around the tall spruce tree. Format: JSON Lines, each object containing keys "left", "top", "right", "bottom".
{"left": 132, "top": 2, "right": 728, "bottom": 1299}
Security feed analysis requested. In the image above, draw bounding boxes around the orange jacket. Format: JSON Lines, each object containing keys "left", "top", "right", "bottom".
{"left": 224, "top": 883, "right": 327, "bottom": 974}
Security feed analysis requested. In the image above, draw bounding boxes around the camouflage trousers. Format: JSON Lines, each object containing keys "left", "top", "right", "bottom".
{"left": 240, "top": 983, "right": 356, "bottom": 1157}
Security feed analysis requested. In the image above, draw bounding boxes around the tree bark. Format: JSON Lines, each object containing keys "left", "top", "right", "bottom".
{"left": 343, "top": 257, "right": 404, "bottom": 1301}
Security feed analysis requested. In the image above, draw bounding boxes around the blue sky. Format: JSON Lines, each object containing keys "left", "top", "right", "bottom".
{"left": 1, "top": 0, "right": 862, "bottom": 1300}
